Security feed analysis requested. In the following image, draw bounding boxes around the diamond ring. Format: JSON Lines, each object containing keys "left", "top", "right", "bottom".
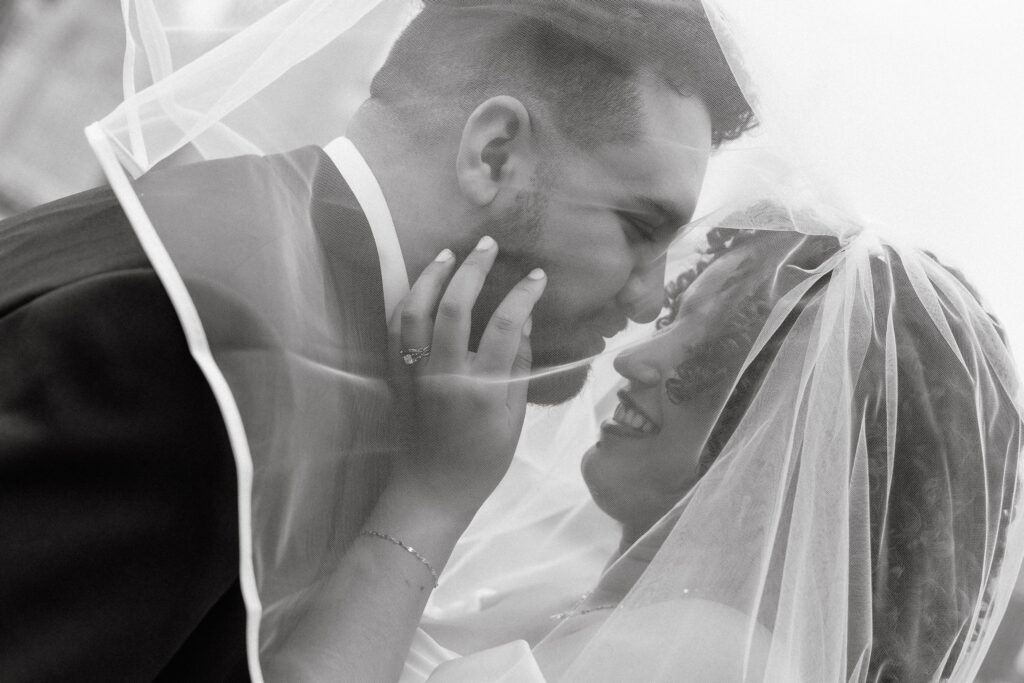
{"left": 400, "top": 345, "right": 431, "bottom": 366}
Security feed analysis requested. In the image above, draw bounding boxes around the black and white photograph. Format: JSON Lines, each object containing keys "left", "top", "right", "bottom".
{"left": 2, "top": 1, "right": 1024, "bottom": 681}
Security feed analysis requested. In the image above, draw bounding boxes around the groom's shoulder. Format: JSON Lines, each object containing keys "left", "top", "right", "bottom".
{"left": 0, "top": 145, "right": 352, "bottom": 315}
{"left": 0, "top": 267, "right": 246, "bottom": 681}
{"left": 0, "top": 184, "right": 149, "bottom": 317}
{"left": 138, "top": 144, "right": 351, "bottom": 209}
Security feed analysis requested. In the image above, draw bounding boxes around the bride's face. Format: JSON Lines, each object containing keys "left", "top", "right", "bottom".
{"left": 581, "top": 244, "right": 758, "bottom": 534}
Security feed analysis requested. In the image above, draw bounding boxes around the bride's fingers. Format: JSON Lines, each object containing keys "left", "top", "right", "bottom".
{"left": 506, "top": 330, "right": 532, "bottom": 434}
{"left": 430, "top": 235, "right": 498, "bottom": 370}
{"left": 474, "top": 268, "right": 546, "bottom": 377}
{"left": 396, "top": 248, "right": 457, "bottom": 369}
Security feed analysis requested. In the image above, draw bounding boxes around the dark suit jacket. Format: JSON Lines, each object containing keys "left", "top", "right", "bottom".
{"left": 0, "top": 146, "right": 385, "bottom": 682}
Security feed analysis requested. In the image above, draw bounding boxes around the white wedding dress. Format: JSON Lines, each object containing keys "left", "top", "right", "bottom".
{"left": 399, "top": 389, "right": 621, "bottom": 682}
{"left": 423, "top": 597, "right": 788, "bottom": 682}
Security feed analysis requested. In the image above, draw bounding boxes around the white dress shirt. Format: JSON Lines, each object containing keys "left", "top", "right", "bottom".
{"left": 323, "top": 136, "right": 410, "bottom": 325}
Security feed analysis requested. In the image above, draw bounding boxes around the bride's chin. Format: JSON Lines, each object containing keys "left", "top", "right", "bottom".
{"left": 581, "top": 444, "right": 628, "bottom": 519}
{"left": 580, "top": 445, "right": 606, "bottom": 499}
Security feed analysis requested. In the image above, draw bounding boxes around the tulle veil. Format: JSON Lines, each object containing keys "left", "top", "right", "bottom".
{"left": 85, "top": 0, "right": 1024, "bottom": 680}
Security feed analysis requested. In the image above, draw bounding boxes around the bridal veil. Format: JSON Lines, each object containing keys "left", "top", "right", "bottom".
{"left": 85, "top": 0, "right": 1024, "bottom": 680}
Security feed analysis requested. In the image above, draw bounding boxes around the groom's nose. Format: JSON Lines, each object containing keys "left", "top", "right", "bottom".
{"left": 617, "top": 254, "right": 667, "bottom": 323}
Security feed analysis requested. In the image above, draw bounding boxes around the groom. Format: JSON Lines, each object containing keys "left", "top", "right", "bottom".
{"left": 0, "top": 1, "right": 754, "bottom": 680}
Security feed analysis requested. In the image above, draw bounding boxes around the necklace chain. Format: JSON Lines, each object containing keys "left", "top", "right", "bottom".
{"left": 550, "top": 592, "right": 617, "bottom": 621}
{"left": 551, "top": 587, "right": 701, "bottom": 621}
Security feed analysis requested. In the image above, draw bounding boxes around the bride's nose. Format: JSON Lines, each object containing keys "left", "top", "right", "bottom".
{"left": 613, "top": 348, "right": 662, "bottom": 387}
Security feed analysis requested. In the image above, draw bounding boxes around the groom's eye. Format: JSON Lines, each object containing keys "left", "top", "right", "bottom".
{"left": 618, "top": 212, "right": 658, "bottom": 244}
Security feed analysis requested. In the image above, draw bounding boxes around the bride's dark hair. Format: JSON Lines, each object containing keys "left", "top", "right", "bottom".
{"left": 658, "top": 218, "right": 840, "bottom": 473}
{"left": 660, "top": 216, "right": 1021, "bottom": 681}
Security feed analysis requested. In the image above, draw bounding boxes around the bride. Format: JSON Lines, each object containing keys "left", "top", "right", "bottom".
{"left": 283, "top": 200, "right": 1024, "bottom": 682}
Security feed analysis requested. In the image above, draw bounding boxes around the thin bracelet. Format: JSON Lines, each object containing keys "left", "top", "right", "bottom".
{"left": 359, "top": 530, "right": 440, "bottom": 588}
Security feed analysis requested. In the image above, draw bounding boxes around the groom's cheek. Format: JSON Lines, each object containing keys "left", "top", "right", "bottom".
{"left": 467, "top": 263, "right": 532, "bottom": 351}
{"left": 467, "top": 287, "right": 500, "bottom": 352}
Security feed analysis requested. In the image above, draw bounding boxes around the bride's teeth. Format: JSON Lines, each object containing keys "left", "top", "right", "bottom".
{"left": 612, "top": 403, "right": 656, "bottom": 433}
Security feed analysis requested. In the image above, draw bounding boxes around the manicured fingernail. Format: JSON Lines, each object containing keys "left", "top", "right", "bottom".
{"left": 435, "top": 248, "right": 454, "bottom": 262}
{"left": 527, "top": 268, "right": 546, "bottom": 280}
{"left": 475, "top": 235, "right": 495, "bottom": 251}
{"left": 523, "top": 317, "right": 533, "bottom": 336}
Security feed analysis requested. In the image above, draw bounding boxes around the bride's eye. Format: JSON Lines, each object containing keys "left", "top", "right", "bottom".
{"left": 665, "top": 374, "right": 690, "bottom": 404}
{"left": 665, "top": 366, "right": 711, "bottom": 404}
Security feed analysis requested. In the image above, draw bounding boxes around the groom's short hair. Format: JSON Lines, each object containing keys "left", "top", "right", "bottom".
{"left": 370, "top": 0, "right": 755, "bottom": 148}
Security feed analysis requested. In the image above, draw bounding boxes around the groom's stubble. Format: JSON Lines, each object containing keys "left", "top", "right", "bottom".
{"left": 469, "top": 179, "right": 595, "bottom": 406}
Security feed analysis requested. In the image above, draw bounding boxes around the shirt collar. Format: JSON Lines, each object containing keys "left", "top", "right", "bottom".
{"left": 322, "top": 137, "right": 410, "bottom": 326}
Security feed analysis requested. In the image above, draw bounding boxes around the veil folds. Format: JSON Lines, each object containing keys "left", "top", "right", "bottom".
{"left": 539, "top": 220, "right": 1024, "bottom": 682}
{"left": 85, "top": 0, "right": 1024, "bottom": 680}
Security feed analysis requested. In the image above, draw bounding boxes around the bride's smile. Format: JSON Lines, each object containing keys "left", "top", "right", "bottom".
{"left": 604, "top": 389, "right": 661, "bottom": 436}
{"left": 581, "top": 241, "right": 757, "bottom": 536}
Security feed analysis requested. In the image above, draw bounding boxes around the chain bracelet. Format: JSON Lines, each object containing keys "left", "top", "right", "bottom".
{"left": 360, "top": 530, "right": 440, "bottom": 588}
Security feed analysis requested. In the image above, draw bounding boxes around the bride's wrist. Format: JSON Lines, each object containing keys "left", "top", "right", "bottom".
{"left": 377, "top": 475, "right": 480, "bottom": 534}
{"left": 386, "top": 468, "right": 489, "bottom": 526}
{"left": 355, "top": 479, "right": 477, "bottom": 590}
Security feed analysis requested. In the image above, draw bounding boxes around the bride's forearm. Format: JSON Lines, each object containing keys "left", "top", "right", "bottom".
{"left": 266, "top": 482, "right": 476, "bottom": 683}
{"left": 264, "top": 238, "right": 540, "bottom": 681}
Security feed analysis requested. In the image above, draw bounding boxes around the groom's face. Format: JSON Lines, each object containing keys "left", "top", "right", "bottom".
{"left": 474, "top": 81, "right": 713, "bottom": 405}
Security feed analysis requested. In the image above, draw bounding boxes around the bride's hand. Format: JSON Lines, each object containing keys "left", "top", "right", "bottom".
{"left": 389, "top": 235, "right": 546, "bottom": 518}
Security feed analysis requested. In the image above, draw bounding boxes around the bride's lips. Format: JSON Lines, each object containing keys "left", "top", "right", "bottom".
{"left": 600, "top": 390, "right": 661, "bottom": 439}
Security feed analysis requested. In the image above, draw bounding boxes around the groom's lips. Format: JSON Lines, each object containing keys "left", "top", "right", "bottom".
{"left": 544, "top": 318, "right": 622, "bottom": 365}
{"left": 576, "top": 318, "right": 625, "bottom": 356}
{"left": 577, "top": 327, "right": 608, "bottom": 355}
{"left": 594, "top": 317, "right": 628, "bottom": 340}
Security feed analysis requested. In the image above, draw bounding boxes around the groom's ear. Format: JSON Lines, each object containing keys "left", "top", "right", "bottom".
{"left": 456, "top": 96, "right": 535, "bottom": 207}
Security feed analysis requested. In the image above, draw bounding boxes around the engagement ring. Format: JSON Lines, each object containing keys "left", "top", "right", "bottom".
{"left": 400, "top": 345, "right": 431, "bottom": 366}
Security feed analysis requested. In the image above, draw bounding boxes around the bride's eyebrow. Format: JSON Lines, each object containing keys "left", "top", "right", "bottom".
{"left": 672, "top": 292, "right": 766, "bottom": 365}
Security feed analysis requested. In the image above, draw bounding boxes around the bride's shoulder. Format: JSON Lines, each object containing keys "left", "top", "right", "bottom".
{"left": 548, "top": 598, "right": 777, "bottom": 683}
{"left": 629, "top": 595, "right": 769, "bottom": 636}
{"left": 627, "top": 599, "right": 771, "bottom": 669}
{"left": 429, "top": 599, "right": 784, "bottom": 683}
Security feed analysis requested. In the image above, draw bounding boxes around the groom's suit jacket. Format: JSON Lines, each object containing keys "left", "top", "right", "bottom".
{"left": 0, "top": 146, "right": 390, "bottom": 682}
